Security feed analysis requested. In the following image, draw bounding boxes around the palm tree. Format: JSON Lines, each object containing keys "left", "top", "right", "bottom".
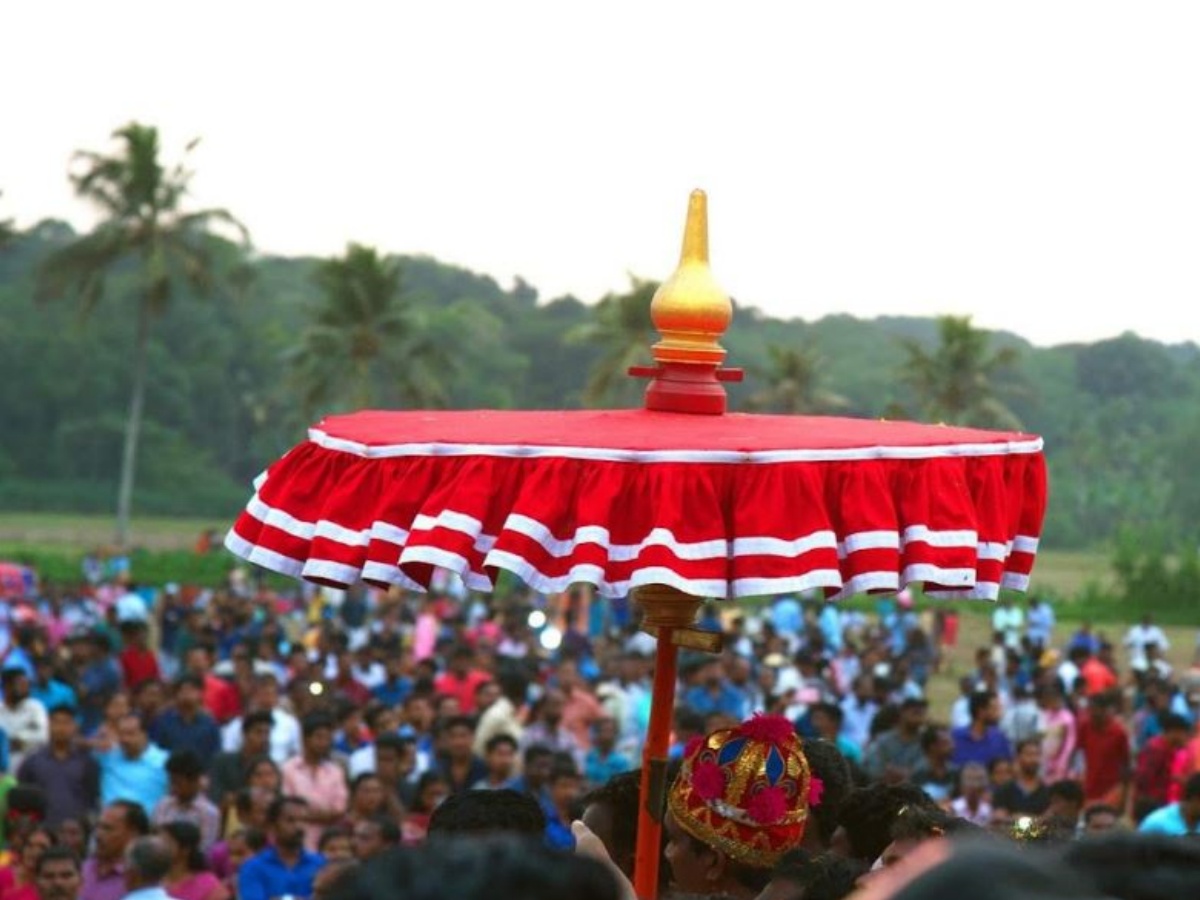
{"left": 36, "top": 123, "right": 248, "bottom": 546}
{"left": 567, "top": 277, "right": 657, "bottom": 406}
{"left": 287, "top": 244, "right": 448, "bottom": 413}
{"left": 899, "top": 315, "right": 1021, "bottom": 429}
{"left": 746, "top": 343, "right": 849, "bottom": 414}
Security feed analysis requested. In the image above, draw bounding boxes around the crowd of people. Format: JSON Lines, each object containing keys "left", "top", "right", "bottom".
{"left": 0, "top": 561, "right": 1198, "bottom": 900}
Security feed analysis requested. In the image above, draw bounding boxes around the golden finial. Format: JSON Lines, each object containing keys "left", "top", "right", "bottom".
{"left": 650, "top": 190, "right": 733, "bottom": 366}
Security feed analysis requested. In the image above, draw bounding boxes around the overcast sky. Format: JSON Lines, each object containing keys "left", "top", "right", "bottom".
{"left": 3, "top": 1, "right": 1198, "bottom": 346}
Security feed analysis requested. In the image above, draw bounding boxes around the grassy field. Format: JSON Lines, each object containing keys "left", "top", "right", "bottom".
{"left": 0, "top": 511, "right": 227, "bottom": 551}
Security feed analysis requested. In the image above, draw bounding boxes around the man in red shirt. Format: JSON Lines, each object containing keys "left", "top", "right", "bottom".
{"left": 117, "top": 622, "right": 160, "bottom": 690}
{"left": 1077, "top": 691, "right": 1131, "bottom": 809}
{"left": 184, "top": 643, "right": 241, "bottom": 724}
{"left": 1134, "top": 713, "right": 1192, "bottom": 810}
{"left": 433, "top": 646, "right": 492, "bottom": 715}
{"left": 1081, "top": 645, "right": 1118, "bottom": 697}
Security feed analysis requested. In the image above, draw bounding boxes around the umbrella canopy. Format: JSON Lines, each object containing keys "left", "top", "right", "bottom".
{"left": 224, "top": 189, "right": 1047, "bottom": 900}
{"left": 228, "top": 407, "right": 1045, "bottom": 602}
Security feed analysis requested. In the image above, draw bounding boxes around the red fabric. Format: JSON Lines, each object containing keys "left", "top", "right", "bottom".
{"left": 203, "top": 674, "right": 242, "bottom": 724}
{"left": 1078, "top": 717, "right": 1131, "bottom": 803}
{"left": 1081, "top": 659, "right": 1118, "bottom": 696}
{"left": 119, "top": 647, "right": 161, "bottom": 689}
{"left": 226, "top": 410, "right": 1047, "bottom": 600}
{"left": 1135, "top": 735, "right": 1180, "bottom": 805}
{"left": 433, "top": 670, "right": 493, "bottom": 715}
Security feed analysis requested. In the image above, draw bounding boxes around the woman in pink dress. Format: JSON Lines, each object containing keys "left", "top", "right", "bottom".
{"left": 160, "top": 821, "right": 231, "bottom": 900}
{"left": 0, "top": 826, "right": 54, "bottom": 900}
{"left": 1039, "top": 683, "right": 1078, "bottom": 782}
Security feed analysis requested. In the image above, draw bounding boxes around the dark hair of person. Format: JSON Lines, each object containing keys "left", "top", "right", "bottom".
{"left": 437, "top": 715, "right": 475, "bottom": 738}
{"left": 159, "top": 820, "right": 207, "bottom": 872}
{"left": 412, "top": 772, "right": 448, "bottom": 814}
{"left": 967, "top": 690, "right": 995, "bottom": 722}
{"left": 350, "top": 773, "right": 382, "bottom": 798}
{"left": 362, "top": 815, "right": 401, "bottom": 845}
{"left": 6, "top": 785, "right": 48, "bottom": 817}
{"left": 301, "top": 712, "right": 335, "bottom": 738}
{"left": 888, "top": 805, "right": 980, "bottom": 843}
{"left": 1046, "top": 779, "right": 1085, "bottom": 806}
{"left": 811, "top": 703, "right": 845, "bottom": 727}
{"left": 374, "top": 733, "right": 414, "bottom": 756}
{"left": 48, "top": 704, "right": 77, "bottom": 720}
{"left": 35, "top": 846, "right": 80, "bottom": 876}
{"left": 800, "top": 738, "right": 853, "bottom": 848}
{"left": 548, "top": 758, "right": 581, "bottom": 784}
{"left": 835, "top": 783, "right": 938, "bottom": 863}
{"left": 919, "top": 725, "right": 945, "bottom": 752}
{"left": 1062, "top": 833, "right": 1200, "bottom": 900}
{"left": 319, "top": 826, "right": 352, "bottom": 853}
{"left": 173, "top": 673, "right": 205, "bottom": 694}
{"left": 267, "top": 795, "right": 308, "bottom": 825}
{"left": 427, "top": 789, "right": 546, "bottom": 838}
{"left": 241, "top": 755, "right": 279, "bottom": 784}
{"left": 484, "top": 734, "right": 518, "bottom": 754}
{"left": 110, "top": 800, "right": 151, "bottom": 836}
{"left": 325, "top": 835, "right": 621, "bottom": 900}
{"left": 673, "top": 708, "right": 706, "bottom": 736}
{"left": 232, "top": 827, "right": 268, "bottom": 853}
{"left": 770, "top": 850, "right": 865, "bottom": 900}
{"left": 243, "top": 710, "right": 276, "bottom": 732}
{"left": 580, "top": 770, "right": 642, "bottom": 864}
{"left": 165, "top": 750, "right": 205, "bottom": 779}
{"left": 522, "top": 744, "right": 554, "bottom": 768}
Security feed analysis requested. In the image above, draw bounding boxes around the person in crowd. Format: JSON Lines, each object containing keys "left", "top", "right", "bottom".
{"left": 158, "top": 821, "right": 229, "bottom": 900}
{"left": 1082, "top": 804, "right": 1120, "bottom": 835}
{"left": 950, "top": 690, "right": 1012, "bottom": 769}
{"left": 222, "top": 675, "right": 301, "bottom": 765}
{"left": 830, "top": 782, "right": 939, "bottom": 867}
{"left": 81, "top": 801, "right": 150, "bottom": 900}
{"left": 344, "top": 774, "right": 401, "bottom": 827}
{"left": 993, "top": 738, "right": 1050, "bottom": 818}
{"left": 1133, "top": 711, "right": 1192, "bottom": 814}
{"left": 1025, "top": 597, "right": 1056, "bottom": 652}
{"left": 237, "top": 797, "right": 324, "bottom": 900}
{"left": 349, "top": 816, "right": 400, "bottom": 862}
{"left": 433, "top": 646, "right": 492, "bottom": 715}
{"left": 839, "top": 676, "right": 880, "bottom": 754}
{"left": 1077, "top": 691, "right": 1131, "bottom": 809}
{"left": 909, "top": 726, "right": 959, "bottom": 804}
{"left": 949, "top": 762, "right": 993, "bottom": 827}
{"left": 434, "top": 716, "right": 487, "bottom": 794}
{"left": 207, "top": 710, "right": 273, "bottom": 810}
{"left": 151, "top": 751, "right": 221, "bottom": 850}
{"left": 474, "top": 734, "right": 519, "bottom": 790}
{"left": 96, "top": 714, "right": 168, "bottom": 811}
{"left": 72, "top": 634, "right": 121, "bottom": 737}
{"left": 402, "top": 772, "right": 450, "bottom": 843}
{"left": 34, "top": 847, "right": 81, "bottom": 900}
{"left": 808, "top": 703, "right": 861, "bottom": 766}
{"left": 664, "top": 714, "right": 818, "bottom": 899}
{"left": 315, "top": 828, "right": 353, "bottom": 864}
{"left": 0, "top": 667, "right": 49, "bottom": 772}
{"left": 149, "top": 675, "right": 221, "bottom": 759}
{"left": 1125, "top": 614, "right": 1170, "bottom": 674}
{"left": 1037, "top": 683, "right": 1076, "bottom": 783}
{"left": 183, "top": 645, "right": 241, "bottom": 726}
{"left": 121, "top": 836, "right": 173, "bottom": 900}
{"left": 1137, "top": 772, "right": 1200, "bottom": 836}
{"left": 281, "top": 714, "right": 348, "bottom": 852}
{"left": 521, "top": 688, "right": 585, "bottom": 768}
{"left": 543, "top": 758, "right": 584, "bottom": 850}
{"left": 1043, "top": 779, "right": 1085, "bottom": 833}
{"left": 584, "top": 716, "right": 631, "bottom": 787}
{"left": 16, "top": 705, "right": 100, "bottom": 826}
{"left": 863, "top": 698, "right": 928, "bottom": 784}
{"left": 471, "top": 668, "right": 527, "bottom": 757}
{"left": 0, "top": 824, "right": 54, "bottom": 900}
{"left": 558, "top": 657, "right": 605, "bottom": 751}
{"left": 117, "top": 622, "right": 161, "bottom": 692}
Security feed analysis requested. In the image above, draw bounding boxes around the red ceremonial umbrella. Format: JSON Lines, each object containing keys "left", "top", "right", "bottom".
{"left": 225, "top": 191, "right": 1047, "bottom": 899}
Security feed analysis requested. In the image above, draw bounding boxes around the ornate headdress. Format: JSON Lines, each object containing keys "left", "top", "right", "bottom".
{"left": 668, "top": 713, "right": 819, "bottom": 869}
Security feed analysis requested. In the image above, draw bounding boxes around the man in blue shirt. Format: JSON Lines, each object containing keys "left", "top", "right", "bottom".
{"left": 148, "top": 675, "right": 221, "bottom": 759}
{"left": 682, "top": 661, "right": 744, "bottom": 719}
{"left": 239, "top": 796, "right": 325, "bottom": 900}
{"left": 1139, "top": 773, "right": 1200, "bottom": 837}
{"left": 96, "top": 714, "right": 168, "bottom": 811}
{"left": 31, "top": 657, "right": 77, "bottom": 713}
{"left": 951, "top": 690, "right": 1013, "bottom": 768}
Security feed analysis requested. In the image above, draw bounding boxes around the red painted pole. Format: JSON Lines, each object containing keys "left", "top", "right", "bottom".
{"left": 633, "top": 626, "right": 679, "bottom": 900}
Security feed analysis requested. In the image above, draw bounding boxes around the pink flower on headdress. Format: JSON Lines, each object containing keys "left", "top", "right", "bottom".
{"left": 746, "top": 786, "right": 788, "bottom": 824}
{"left": 736, "top": 713, "right": 795, "bottom": 745}
{"left": 692, "top": 761, "right": 726, "bottom": 801}
{"left": 808, "top": 776, "right": 825, "bottom": 809}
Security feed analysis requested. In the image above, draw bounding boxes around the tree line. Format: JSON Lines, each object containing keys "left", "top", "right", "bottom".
{"left": 1, "top": 122, "right": 1198, "bottom": 550}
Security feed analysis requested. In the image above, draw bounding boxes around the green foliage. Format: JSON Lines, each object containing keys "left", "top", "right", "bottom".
{"left": 0, "top": 545, "right": 255, "bottom": 588}
{"left": 746, "top": 344, "right": 848, "bottom": 414}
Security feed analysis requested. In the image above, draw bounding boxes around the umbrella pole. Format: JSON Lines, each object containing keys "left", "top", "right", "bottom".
{"left": 632, "top": 588, "right": 702, "bottom": 900}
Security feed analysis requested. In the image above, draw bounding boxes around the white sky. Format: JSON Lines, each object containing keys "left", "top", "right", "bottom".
{"left": 3, "top": 1, "right": 1199, "bottom": 346}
